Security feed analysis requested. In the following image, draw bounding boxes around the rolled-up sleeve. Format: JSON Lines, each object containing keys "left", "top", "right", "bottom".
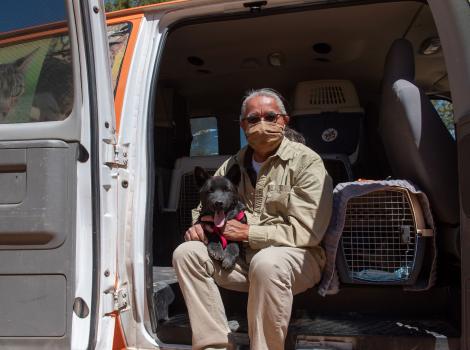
{"left": 248, "top": 156, "right": 333, "bottom": 249}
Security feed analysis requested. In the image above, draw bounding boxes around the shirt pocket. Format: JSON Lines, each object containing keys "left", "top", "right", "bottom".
{"left": 264, "top": 184, "right": 291, "bottom": 218}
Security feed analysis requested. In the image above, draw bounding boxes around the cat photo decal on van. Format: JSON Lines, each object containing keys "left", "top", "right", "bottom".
{"left": 0, "top": 38, "right": 73, "bottom": 124}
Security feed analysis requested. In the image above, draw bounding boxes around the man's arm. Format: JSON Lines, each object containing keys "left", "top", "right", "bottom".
{"left": 248, "top": 156, "right": 333, "bottom": 249}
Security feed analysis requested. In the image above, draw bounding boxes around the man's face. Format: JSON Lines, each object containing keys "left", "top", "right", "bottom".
{"left": 240, "top": 95, "right": 289, "bottom": 132}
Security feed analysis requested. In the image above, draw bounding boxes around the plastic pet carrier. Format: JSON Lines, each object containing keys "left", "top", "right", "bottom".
{"left": 321, "top": 154, "right": 353, "bottom": 186}
{"left": 336, "top": 187, "right": 433, "bottom": 285}
{"left": 177, "top": 168, "right": 217, "bottom": 235}
{"left": 291, "top": 80, "right": 363, "bottom": 158}
{"left": 166, "top": 155, "right": 230, "bottom": 236}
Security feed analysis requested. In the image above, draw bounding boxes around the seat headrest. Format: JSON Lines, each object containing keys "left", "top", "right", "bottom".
{"left": 383, "top": 39, "right": 415, "bottom": 85}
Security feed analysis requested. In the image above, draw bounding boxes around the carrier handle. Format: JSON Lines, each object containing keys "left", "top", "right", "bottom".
{"left": 406, "top": 189, "right": 434, "bottom": 237}
{"left": 417, "top": 228, "right": 434, "bottom": 237}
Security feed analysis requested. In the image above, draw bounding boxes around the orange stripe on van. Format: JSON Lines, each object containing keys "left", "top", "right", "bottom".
{"left": 106, "top": 0, "right": 188, "bottom": 19}
{"left": 112, "top": 312, "right": 127, "bottom": 350}
{"left": 108, "top": 14, "right": 143, "bottom": 134}
{"left": 0, "top": 27, "right": 68, "bottom": 46}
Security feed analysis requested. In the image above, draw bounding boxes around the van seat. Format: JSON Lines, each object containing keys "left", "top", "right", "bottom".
{"left": 165, "top": 155, "right": 230, "bottom": 235}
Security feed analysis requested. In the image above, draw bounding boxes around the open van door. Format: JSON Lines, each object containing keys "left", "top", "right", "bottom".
{"left": 0, "top": 0, "right": 117, "bottom": 348}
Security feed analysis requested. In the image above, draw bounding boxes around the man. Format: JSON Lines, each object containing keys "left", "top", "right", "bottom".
{"left": 173, "top": 88, "right": 333, "bottom": 350}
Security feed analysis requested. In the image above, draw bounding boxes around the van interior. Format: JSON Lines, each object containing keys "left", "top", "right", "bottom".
{"left": 150, "top": 1, "right": 460, "bottom": 348}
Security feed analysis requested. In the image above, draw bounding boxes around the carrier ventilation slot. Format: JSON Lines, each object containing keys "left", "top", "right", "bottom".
{"left": 293, "top": 80, "right": 362, "bottom": 114}
{"left": 178, "top": 169, "right": 216, "bottom": 235}
{"left": 310, "top": 86, "right": 346, "bottom": 106}
{"left": 341, "top": 190, "right": 419, "bottom": 283}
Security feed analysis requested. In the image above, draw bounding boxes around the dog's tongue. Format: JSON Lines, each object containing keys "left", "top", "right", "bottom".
{"left": 214, "top": 210, "right": 226, "bottom": 228}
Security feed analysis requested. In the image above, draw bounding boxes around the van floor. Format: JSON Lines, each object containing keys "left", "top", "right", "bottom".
{"left": 153, "top": 267, "right": 460, "bottom": 349}
{"left": 157, "top": 313, "right": 459, "bottom": 349}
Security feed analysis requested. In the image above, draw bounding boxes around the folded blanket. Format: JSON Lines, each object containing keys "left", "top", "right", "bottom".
{"left": 318, "top": 180, "right": 436, "bottom": 296}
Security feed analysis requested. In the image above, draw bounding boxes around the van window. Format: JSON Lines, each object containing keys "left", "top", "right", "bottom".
{"left": 0, "top": 0, "right": 72, "bottom": 123}
{"left": 0, "top": 18, "right": 132, "bottom": 124}
{"left": 431, "top": 99, "right": 455, "bottom": 138}
{"left": 190, "top": 116, "right": 219, "bottom": 156}
{"left": 107, "top": 22, "right": 132, "bottom": 94}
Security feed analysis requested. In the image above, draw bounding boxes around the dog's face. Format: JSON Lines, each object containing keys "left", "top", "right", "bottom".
{"left": 194, "top": 165, "right": 242, "bottom": 228}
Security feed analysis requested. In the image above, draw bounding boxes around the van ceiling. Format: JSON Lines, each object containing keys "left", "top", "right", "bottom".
{"left": 158, "top": 1, "right": 447, "bottom": 114}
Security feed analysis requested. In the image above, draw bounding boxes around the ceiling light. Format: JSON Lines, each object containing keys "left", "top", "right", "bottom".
{"left": 268, "top": 52, "right": 284, "bottom": 67}
{"left": 312, "top": 43, "right": 332, "bottom": 54}
{"left": 419, "top": 37, "right": 441, "bottom": 55}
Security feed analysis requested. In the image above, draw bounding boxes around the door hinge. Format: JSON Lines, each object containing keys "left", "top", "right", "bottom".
{"left": 104, "top": 139, "right": 129, "bottom": 169}
{"left": 104, "top": 286, "right": 130, "bottom": 315}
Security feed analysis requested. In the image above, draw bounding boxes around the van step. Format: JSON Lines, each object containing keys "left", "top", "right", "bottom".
{"left": 156, "top": 313, "right": 459, "bottom": 347}
{"left": 153, "top": 266, "right": 178, "bottom": 321}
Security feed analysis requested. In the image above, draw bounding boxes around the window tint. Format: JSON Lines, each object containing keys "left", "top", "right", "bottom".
{"left": 431, "top": 99, "right": 455, "bottom": 139}
{"left": 190, "top": 117, "right": 219, "bottom": 156}
{"left": 0, "top": 17, "right": 132, "bottom": 124}
{"left": 0, "top": 0, "right": 72, "bottom": 123}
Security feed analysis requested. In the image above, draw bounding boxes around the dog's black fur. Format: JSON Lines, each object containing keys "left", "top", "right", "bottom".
{"left": 194, "top": 164, "right": 246, "bottom": 270}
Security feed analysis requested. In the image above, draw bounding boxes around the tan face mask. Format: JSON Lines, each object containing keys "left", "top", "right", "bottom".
{"left": 245, "top": 121, "right": 285, "bottom": 154}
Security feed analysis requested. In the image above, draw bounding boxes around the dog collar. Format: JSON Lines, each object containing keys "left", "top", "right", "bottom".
{"left": 235, "top": 211, "right": 245, "bottom": 221}
{"left": 212, "top": 210, "right": 245, "bottom": 249}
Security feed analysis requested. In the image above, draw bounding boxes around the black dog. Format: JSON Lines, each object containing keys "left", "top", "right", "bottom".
{"left": 194, "top": 164, "right": 246, "bottom": 270}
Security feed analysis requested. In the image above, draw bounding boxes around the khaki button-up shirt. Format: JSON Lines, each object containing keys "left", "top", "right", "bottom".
{"left": 193, "top": 137, "right": 333, "bottom": 260}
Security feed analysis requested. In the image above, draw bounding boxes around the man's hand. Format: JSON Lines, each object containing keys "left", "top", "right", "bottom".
{"left": 222, "top": 220, "right": 249, "bottom": 241}
{"left": 184, "top": 215, "right": 213, "bottom": 244}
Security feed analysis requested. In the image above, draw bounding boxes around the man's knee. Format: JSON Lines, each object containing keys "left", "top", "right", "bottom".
{"left": 172, "top": 240, "right": 208, "bottom": 268}
{"left": 249, "top": 248, "right": 291, "bottom": 286}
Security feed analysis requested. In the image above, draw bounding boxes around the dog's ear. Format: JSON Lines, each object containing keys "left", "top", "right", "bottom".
{"left": 225, "top": 164, "right": 241, "bottom": 186}
{"left": 194, "top": 166, "right": 210, "bottom": 188}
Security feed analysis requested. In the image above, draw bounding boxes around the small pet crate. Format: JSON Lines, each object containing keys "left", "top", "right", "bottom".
{"left": 336, "top": 188, "right": 432, "bottom": 285}
{"left": 290, "top": 80, "right": 363, "bottom": 158}
{"left": 178, "top": 169, "right": 217, "bottom": 235}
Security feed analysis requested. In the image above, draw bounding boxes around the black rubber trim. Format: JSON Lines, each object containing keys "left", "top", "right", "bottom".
{"left": 79, "top": 1, "right": 101, "bottom": 349}
{"left": 459, "top": 117, "right": 470, "bottom": 217}
{"left": 145, "top": 26, "right": 171, "bottom": 334}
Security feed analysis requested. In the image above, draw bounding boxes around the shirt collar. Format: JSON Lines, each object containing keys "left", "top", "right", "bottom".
{"left": 273, "top": 136, "right": 294, "bottom": 161}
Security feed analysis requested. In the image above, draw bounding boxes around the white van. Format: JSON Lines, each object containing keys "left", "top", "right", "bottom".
{"left": 0, "top": 0, "right": 469, "bottom": 349}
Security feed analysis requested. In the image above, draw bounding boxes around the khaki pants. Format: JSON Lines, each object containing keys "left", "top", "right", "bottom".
{"left": 172, "top": 241, "right": 324, "bottom": 350}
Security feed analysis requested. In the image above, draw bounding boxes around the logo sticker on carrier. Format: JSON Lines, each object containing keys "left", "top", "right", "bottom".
{"left": 322, "top": 128, "right": 338, "bottom": 142}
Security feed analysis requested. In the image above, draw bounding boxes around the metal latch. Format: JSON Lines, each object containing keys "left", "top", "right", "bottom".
{"left": 103, "top": 286, "right": 130, "bottom": 315}
{"left": 104, "top": 140, "right": 129, "bottom": 169}
{"left": 113, "top": 286, "right": 130, "bottom": 312}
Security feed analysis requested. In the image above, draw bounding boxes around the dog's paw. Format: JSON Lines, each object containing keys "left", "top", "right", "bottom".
{"left": 207, "top": 242, "right": 224, "bottom": 261}
{"left": 221, "top": 255, "right": 237, "bottom": 270}
{"left": 221, "top": 243, "right": 239, "bottom": 270}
